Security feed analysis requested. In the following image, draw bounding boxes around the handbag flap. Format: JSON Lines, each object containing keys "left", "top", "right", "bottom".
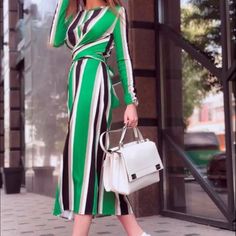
{"left": 120, "top": 140, "right": 164, "bottom": 182}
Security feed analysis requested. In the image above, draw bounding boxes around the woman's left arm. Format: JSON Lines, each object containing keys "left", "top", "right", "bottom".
{"left": 113, "top": 6, "right": 139, "bottom": 107}
{"left": 113, "top": 6, "right": 139, "bottom": 127}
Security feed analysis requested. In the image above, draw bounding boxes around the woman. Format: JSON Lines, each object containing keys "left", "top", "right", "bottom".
{"left": 49, "top": 0, "right": 150, "bottom": 235}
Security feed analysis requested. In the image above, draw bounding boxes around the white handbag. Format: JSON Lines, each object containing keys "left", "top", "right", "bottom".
{"left": 99, "top": 124, "right": 164, "bottom": 195}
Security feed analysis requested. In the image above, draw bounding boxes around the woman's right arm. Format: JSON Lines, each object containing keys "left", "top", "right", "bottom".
{"left": 49, "top": 0, "right": 72, "bottom": 47}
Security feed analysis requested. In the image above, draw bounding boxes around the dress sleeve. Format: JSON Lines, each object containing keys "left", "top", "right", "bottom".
{"left": 113, "top": 6, "right": 139, "bottom": 106}
{"left": 49, "top": 0, "right": 72, "bottom": 47}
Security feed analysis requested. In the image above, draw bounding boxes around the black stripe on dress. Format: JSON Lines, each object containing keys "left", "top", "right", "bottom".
{"left": 62, "top": 129, "right": 70, "bottom": 210}
{"left": 68, "top": 60, "right": 83, "bottom": 123}
{"left": 119, "top": 194, "right": 129, "bottom": 214}
{"left": 85, "top": 71, "right": 101, "bottom": 213}
{"left": 82, "top": 9, "right": 102, "bottom": 34}
{"left": 103, "top": 34, "right": 114, "bottom": 57}
{"left": 75, "top": 60, "right": 83, "bottom": 90}
{"left": 67, "top": 10, "right": 84, "bottom": 46}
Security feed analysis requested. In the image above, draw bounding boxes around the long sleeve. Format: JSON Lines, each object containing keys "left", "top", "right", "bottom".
{"left": 49, "top": 0, "right": 72, "bottom": 47}
{"left": 113, "top": 6, "right": 139, "bottom": 106}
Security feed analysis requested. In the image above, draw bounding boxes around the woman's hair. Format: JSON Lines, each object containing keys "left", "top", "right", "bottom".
{"left": 66, "top": 0, "right": 123, "bottom": 18}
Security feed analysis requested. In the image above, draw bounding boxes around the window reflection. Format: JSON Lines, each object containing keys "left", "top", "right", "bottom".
{"left": 24, "top": 0, "right": 57, "bottom": 21}
{"left": 24, "top": 0, "right": 70, "bottom": 172}
{"left": 181, "top": 0, "right": 222, "bottom": 67}
{"left": 182, "top": 51, "right": 228, "bottom": 198}
{"left": 160, "top": 0, "right": 229, "bottom": 216}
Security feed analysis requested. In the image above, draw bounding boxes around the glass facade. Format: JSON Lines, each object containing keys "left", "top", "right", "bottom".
{"left": 23, "top": 0, "right": 68, "bottom": 168}
{"left": 156, "top": 0, "right": 236, "bottom": 230}
{"left": 20, "top": 0, "right": 72, "bottom": 195}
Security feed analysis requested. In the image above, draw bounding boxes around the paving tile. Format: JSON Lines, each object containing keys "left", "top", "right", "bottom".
{"left": 96, "top": 232, "right": 112, "bottom": 234}
{"left": 1, "top": 187, "right": 235, "bottom": 236}
{"left": 153, "top": 230, "right": 170, "bottom": 233}
{"left": 39, "top": 234, "right": 55, "bottom": 236}
{"left": 184, "top": 234, "right": 201, "bottom": 236}
{"left": 20, "top": 231, "right": 35, "bottom": 234}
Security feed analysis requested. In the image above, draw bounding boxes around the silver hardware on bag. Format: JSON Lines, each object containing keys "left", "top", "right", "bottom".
{"left": 99, "top": 124, "right": 164, "bottom": 195}
{"left": 99, "top": 123, "right": 145, "bottom": 153}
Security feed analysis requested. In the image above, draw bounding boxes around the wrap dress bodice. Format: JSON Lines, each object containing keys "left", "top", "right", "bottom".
{"left": 49, "top": 0, "right": 139, "bottom": 108}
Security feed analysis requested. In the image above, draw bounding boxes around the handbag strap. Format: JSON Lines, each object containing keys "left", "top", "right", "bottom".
{"left": 99, "top": 125, "right": 126, "bottom": 154}
{"left": 119, "top": 125, "right": 144, "bottom": 146}
{"left": 99, "top": 124, "right": 144, "bottom": 154}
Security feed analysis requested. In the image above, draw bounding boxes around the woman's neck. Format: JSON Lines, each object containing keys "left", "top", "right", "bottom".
{"left": 85, "top": 0, "right": 107, "bottom": 10}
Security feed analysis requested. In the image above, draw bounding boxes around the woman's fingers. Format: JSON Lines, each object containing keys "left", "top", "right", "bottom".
{"left": 124, "top": 104, "right": 138, "bottom": 127}
{"left": 130, "top": 118, "right": 138, "bottom": 127}
{"left": 124, "top": 113, "right": 138, "bottom": 127}
{"left": 124, "top": 111, "right": 129, "bottom": 125}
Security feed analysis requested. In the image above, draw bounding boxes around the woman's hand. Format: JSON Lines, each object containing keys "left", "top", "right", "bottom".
{"left": 124, "top": 104, "right": 138, "bottom": 128}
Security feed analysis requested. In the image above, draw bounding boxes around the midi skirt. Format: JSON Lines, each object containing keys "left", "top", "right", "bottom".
{"left": 52, "top": 57, "right": 134, "bottom": 220}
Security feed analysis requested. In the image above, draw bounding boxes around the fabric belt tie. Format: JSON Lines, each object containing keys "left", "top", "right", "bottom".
{"left": 71, "top": 52, "right": 120, "bottom": 109}
{"left": 72, "top": 52, "right": 114, "bottom": 78}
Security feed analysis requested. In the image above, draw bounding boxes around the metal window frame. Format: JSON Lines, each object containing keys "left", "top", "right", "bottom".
{"left": 155, "top": 0, "right": 236, "bottom": 231}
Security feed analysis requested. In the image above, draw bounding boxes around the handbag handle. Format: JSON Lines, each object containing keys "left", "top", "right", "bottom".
{"left": 119, "top": 125, "right": 144, "bottom": 147}
{"left": 99, "top": 125, "right": 126, "bottom": 154}
{"left": 99, "top": 124, "right": 144, "bottom": 154}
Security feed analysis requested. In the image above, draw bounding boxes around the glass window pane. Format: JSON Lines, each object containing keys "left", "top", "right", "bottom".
{"left": 229, "top": 80, "right": 236, "bottom": 203}
{"left": 182, "top": 50, "right": 226, "bottom": 187}
{"left": 163, "top": 142, "right": 228, "bottom": 221}
{"left": 180, "top": 0, "right": 222, "bottom": 67}
{"left": 160, "top": 35, "right": 229, "bottom": 220}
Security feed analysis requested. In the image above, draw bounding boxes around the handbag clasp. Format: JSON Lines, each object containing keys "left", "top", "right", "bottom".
{"left": 156, "top": 164, "right": 161, "bottom": 170}
{"left": 131, "top": 173, "right": 137, "bottom": 180}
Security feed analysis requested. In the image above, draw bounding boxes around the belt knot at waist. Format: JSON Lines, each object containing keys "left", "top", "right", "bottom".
{"left": 72, "top": 54, "right": 114, "bottom": 78}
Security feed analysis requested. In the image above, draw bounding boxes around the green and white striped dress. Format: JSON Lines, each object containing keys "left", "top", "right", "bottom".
{"left": 49, "top": 0, "right": 139, "bottom": 220}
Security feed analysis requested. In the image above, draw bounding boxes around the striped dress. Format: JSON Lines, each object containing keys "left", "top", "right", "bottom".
{"left": 49, "top": 0, "right": 139, "bottom": 220}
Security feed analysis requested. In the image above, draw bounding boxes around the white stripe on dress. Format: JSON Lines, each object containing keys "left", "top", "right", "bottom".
{"left": 72, "top": 36, "right": 111, "bottom": 56}
{"left": 97, "top": 72, "right": 106, "bottom": 214}
{"left": 99, "top": 66, "right": 114, "bottom": 214}
{"left": 68, "top": 59, "right": 88, "bottom": 212}
{"left": 79, "top": 63, "right": 103, "bottom": 213}
{"left": 68, "top": 61, "right": 77, "bottom": 211}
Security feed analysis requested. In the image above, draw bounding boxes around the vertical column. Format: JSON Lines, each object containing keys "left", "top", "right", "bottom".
{"left": 130, "top": 0, "right": 160, "bottom": 216}
{"left": 160, "top": 0, "right": 186, "bottom": 212}
{"left": 0, "top": 0, "right": 4, "bottom": 170}
{"left": 0, "top": 82, "right": 3, "bottom": 168}
{"left": 111, "top": 0, "right": 160, "bottom": 216}
{"left": 3, "top": 0, "right": 21, "bottom": 168}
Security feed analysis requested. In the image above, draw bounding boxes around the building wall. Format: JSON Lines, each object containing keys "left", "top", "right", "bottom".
{"left": 2, "top": 0, "right": 22, "bottom": 169}
{"left": 1, "top": 0, "right": 161, "bottom": 216}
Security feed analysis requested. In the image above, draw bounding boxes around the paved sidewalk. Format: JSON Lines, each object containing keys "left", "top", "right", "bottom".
{"left": 0, "top": 187, "right": 234, "bottom": 236}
